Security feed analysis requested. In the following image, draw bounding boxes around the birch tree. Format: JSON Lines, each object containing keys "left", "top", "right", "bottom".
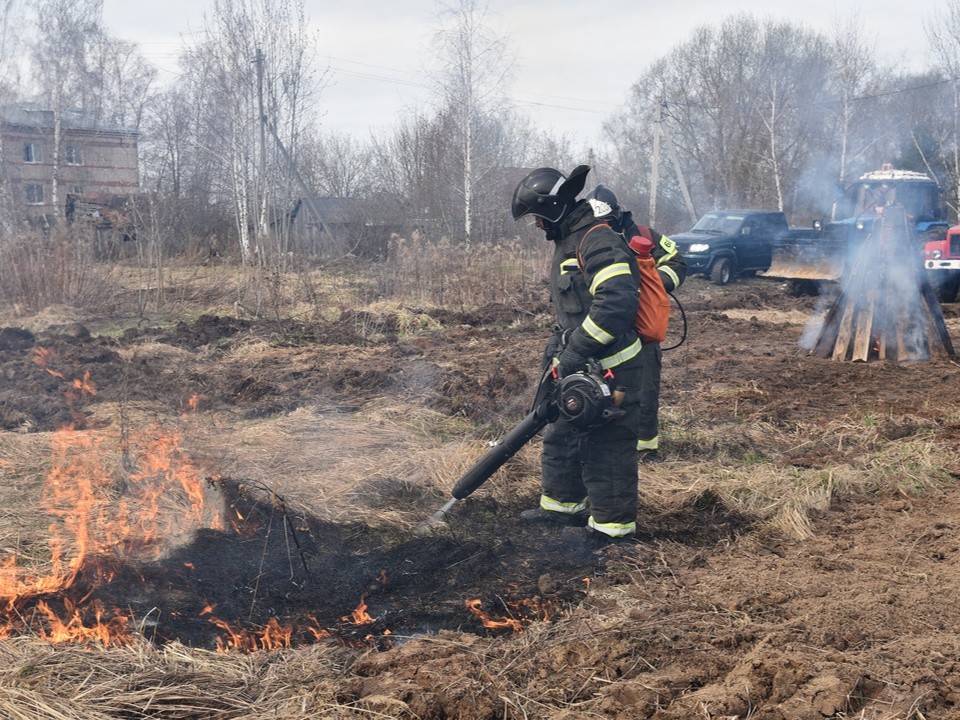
{"left": 613, "top": 15, "right": 836, "bottom": 220}
{"left": 85, "top": 36, "right": 157, "bottom": 131}
{"left": 429, "top": 0, "right": 514, "bottom": 246}
{"left": 30, "top": 0, "right": 103, "bottom": 221}
{"left": 184, "top": 0, "right": 319, "bottom": 264}
{"left": 753, "top": 21, "right": 830, "bottom": 211}
{"left": 0, "top": 0, "right": 23, "bottom": 233}
{"left": 826, "top": 13, "right": 880, "bottom": 192}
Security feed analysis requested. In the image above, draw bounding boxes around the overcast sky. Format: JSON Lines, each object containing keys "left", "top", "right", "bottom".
{"left": 100, "top": 0, "right": 944, "bottom": 149}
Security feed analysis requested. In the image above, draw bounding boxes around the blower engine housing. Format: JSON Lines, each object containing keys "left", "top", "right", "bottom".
{"left": 557, "top": 371, "right": 624, "bottom": 429}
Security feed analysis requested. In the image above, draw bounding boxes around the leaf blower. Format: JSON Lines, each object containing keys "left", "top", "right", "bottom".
{"left": 415, "top": 360, "right": 624, "bottom": 535}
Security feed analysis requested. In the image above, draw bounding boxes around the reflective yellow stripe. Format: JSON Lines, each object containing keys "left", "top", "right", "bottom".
{"left": 599, "top": 338, "right": 642, "bottom": 369}
{"left": 560, "top": 258, "right": 579, "bottom": 275}
{"left": 659, "top": 266, "right": 680, "bottom": 289}
{"left": 589, "top": 262, "right": 632, "bottom": 296}
{"left": 582, "top": 315, "right": 615, "bottom": 345}
{"left": 659, "top": 235, "right": 677, "bottom": 253}
{"left": 540, "top": 495, "right": 587, "bottom": 514}
{"left": 588, "top": 517, "right": 636, "bottom": 537}
{"left": 637, "top": 435, "right": 659, "bottom": 451}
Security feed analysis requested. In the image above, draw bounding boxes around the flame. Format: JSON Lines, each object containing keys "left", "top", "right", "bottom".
{"left": 31, "top": 347, "right": 55, "bottom": 366}
{"left": 210, "top": 617, "right": 269, "bottom": 652}
{"left": 0, "top": 368, "right": 227, "bottom": 646}
{"left": 209, "top": 615, "right": 331, "bottom": 652}
{"left": 339, "top": 572, "right": 387, "bottom": 627}
{"left": 343, "top": 595, "right": 375, "bottom": 625}
{"left": 71, "top": 371, "right": 97, "bottom": 396}
{"left": 465, "top": 599, "right": 523, "bottom": 633}
{"left": 465, "top": 596, "right": 556, "bottom": 633}
{"left": 510, "top": 597, "right": 554, "bottom": 623}
{"left": 32, "top": 349, "right": 98, "bottom": 424}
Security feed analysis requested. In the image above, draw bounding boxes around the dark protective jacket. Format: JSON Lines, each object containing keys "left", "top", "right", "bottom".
{"left": 616, "top": 211, "right": 685, "bottom": 451}
{"left": 550, "top": 200, "right": 642, "bottom": 371}
{"left": 539, "top": 198, "right": 643, "bottom": 537}
{"left": 619, "top": 211, "right": 687, "bottom": 293}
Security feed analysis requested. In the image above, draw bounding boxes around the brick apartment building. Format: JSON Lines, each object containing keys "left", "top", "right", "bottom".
{"left": 0, "top": 103, "right": 139, "bottom": 226}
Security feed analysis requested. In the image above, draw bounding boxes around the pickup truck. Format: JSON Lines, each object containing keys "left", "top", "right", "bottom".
{"left": 670, "top": 209, "right": 816, "bottom": 285}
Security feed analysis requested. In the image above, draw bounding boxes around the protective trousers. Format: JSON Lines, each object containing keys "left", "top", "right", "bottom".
{"left": 540, "top": 365, "right": 642, "bottom": 532}
{"left": 636, "top": 341, "right": 662, "bottom": 451}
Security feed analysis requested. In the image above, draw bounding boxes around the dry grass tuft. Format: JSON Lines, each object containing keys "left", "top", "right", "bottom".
{"left": 640, "top": 408, "right": 955, "bottom": 540}
{"left": 0, "top": 636, "right": 356, "bottom": 719}
{"left": 115, "top": 342, "right": 198, "bottom": 364}
{"left": 180, "top": 402, "right": 477, "bottom": 528}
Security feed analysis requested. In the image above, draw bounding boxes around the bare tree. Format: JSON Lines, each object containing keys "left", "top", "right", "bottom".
{"left": 183, "top": 0, "right": 320, "bottom": 265}
{"left": 303, "top": 130, "right": 372, "bottom": 199}
{"left": 0, "top": 0, "right": 23, "bottom": 233}
{"left": 429, "top": 0, "right": 514, "bottom": 245}
{"left": 611, "top": 15, "right": 845, "bottom": 224}
{"left": 827, "top": 12, "right": 880, "bottom": 191}
{"left": 85, "top": 36, "right": 157, "bottom": 131}
{"left": 926, "top": 0, "right": 960, "bottom": 215}
{"left": 753, "top": 21, "right": 831, "bottom": 211}
{"left": 30, "top": 0, "right": 104, "bottom": 221}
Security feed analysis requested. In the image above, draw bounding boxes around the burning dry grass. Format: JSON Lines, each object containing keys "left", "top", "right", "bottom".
{"left": 0, "top": 619, "right": 635, "bottom": 720}
{"left": 0, "top": 420, "right": 226, "bottom": 600}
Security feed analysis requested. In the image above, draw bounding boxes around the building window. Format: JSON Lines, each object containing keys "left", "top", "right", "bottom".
{"left": 23, "top": 143, "right": 42, "bottom": 163}
{"left": 25, "top": 184, "right": 44, "bottom": 205}
{"left": 65, "top": 144, "right": 83, "bottom": 165}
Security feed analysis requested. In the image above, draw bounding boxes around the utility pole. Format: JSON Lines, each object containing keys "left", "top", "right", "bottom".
{"left": 660, "top": 103, "right": 697, "bottom": 224}
{"left": 262, "top": 115, "right": 330, "bottom": 251}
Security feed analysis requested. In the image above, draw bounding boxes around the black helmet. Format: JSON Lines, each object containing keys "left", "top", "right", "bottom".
{"left": 584, "top": 184, "right": 622, "bottom": 224}
{"left": 511, "top": 165, "right": 591, "bottom": 223}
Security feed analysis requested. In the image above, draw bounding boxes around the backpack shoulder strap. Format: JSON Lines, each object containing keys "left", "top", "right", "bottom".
{"left": 575, "top": 222, "right": 611, "bottom": 271}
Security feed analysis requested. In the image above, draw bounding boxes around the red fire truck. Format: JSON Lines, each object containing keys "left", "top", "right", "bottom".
{"left": 924, "top": 225, "right": 960, "bottom": 302}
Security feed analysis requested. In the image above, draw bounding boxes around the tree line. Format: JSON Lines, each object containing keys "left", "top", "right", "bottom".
{"left": 5, "top": 0, "right": 960, "bottom": 263}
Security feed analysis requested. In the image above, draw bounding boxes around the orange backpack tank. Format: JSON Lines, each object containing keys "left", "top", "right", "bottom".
{"left": 577, "top": 223, "right": 671, "bottom": 344}
{"left": 628, "top": 231, "right": 670, "bottom": 343}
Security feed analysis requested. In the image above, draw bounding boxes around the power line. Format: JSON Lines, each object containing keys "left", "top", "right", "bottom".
{"left": 141, "top": 40, "right": 624, "bottom": 115}
{"left": 660, "top": 76, "right": 960, "bottom": 114}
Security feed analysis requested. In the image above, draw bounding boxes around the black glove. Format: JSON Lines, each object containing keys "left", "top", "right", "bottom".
{"left": 553, "top": 346, "right": 586, "bottom": 379}
{"left": 541, "top": 333, "right": 562, "bottom": 373}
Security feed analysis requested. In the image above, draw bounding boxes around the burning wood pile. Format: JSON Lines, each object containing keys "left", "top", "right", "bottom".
{"left": 804, "top": 204, "right": 955, "bottom": 362}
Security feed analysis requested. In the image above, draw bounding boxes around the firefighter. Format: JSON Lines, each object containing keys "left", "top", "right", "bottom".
{"left": 511, "top": 165, "right": 643, "bottom": 542}
{"left": 585, "top": 184, "right": 687, "bottom": 463}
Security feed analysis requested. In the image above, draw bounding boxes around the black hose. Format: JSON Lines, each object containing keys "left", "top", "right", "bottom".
{"left": 662, "top": 292, "right": 688, "bottom": 351}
